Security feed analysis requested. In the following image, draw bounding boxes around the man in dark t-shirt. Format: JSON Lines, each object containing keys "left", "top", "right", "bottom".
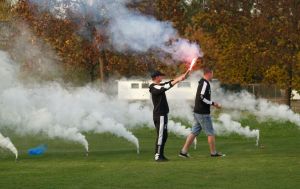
{"left": 179, "top": 68, "right": 224, "bottom": 158}
{"left": 149, "top": 70, "right": 185, "bottom": 162}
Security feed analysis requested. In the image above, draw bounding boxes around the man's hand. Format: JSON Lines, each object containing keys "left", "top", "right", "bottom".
{"left": 179, "top": 74, "right": 186, "bottom": 81}
{"left": 213, "top": 102, "right": 222, "bottom": 109}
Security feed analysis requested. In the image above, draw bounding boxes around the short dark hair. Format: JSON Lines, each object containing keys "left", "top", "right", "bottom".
{"left": 203, "top": 67, "right": 213, "bottom": 74}
{"left": 151, "top": 70, "right": 165, "bottom": 79}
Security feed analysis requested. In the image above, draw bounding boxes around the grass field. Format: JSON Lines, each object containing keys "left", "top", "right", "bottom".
{"left": 0, "top": 118, "right": 299, "bottom": 189}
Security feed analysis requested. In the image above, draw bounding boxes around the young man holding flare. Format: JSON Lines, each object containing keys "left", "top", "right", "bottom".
{"left": 149, "top": 70, "right": 186, "bottom": 162}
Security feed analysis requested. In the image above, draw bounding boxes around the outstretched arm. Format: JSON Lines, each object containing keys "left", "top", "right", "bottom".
{"left": 150, "top": 81, "right": 173, "bottom": 95}
{"left": 171, "top": 74, "right": 186, "bottom": 86}
{"left": 150, "top": 74, "right": 186, "bottom": 95}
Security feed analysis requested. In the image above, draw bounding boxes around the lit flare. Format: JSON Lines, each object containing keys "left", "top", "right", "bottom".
{"left": 184, "top": 57, "right": 198, "bottom": 78}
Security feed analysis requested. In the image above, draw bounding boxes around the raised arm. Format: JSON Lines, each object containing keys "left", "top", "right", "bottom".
{"left": 150, "top": 74, "right": 186, "bottom": 95}
{"left": 150, "top": 81, "right": 173, "bottom": 95}
{"left": 171, "top": 74, "right": 186, "bottom": 86}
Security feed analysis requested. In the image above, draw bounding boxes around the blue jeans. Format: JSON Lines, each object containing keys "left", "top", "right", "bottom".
{"left": 191, "top": 113, "right": 215, "bottom": 136}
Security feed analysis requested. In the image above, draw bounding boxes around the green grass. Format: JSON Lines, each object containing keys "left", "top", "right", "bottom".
{"left": 0, "top": 119, "right": 299, "bottom": 189}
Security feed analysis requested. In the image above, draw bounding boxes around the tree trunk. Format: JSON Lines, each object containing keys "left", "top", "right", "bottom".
{"left": 99, "top": 57, "right": 104, "bottom": 81}
{"left": 99, "top": 50, "right": 108, "bottom": 82}
{"left": 285, "top": 87, "right": 292, "bottom": 108}
{"left": 285, "top": 63, "right": 293, "bottom": 108}
{"left": 89, "top": 63, "right": 97, "bottom": 82}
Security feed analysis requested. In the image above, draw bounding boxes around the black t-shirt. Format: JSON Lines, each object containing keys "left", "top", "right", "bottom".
{"left": 149, "top": 80, "right": 174, "bottom": 116}
{"left": 194, "top": 78, "right": 214, "bottom": 114}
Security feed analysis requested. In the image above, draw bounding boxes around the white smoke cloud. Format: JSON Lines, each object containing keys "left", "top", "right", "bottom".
{"left": 10, "top": 23, "right": 63, "bottom": 81}
{"left": 0, "top": 52, "right": 89, "bottom": 151}
{"left": 79, "top": 112, "right": 140, "bottom": 154}
{"left": 1, "top": 50, "right": 198, "bottom": 156}
{"left": 0, "top": 51, "right": 17, "bottom": 90}
{"left": 4, "top": 0, "right": 295, "bottom": 158}
{"left": 0, "top": 79, "right": 141, "bottom": 153}
{"left": 169, "top": 100, "right": 194, "bottom": 123}
{"left": 212, "top": 83, "right": 300, "bottom": 127}
{"left": 0, "top": 132, "right": 18, "bottom": 159}
{"left": 0, "top": 49, "right": 268, "bottom": 157}
{"left": 25, "top": 0, "right": 202, "bottom": 62}
{"left": 214, "top": 114, "right": 260, "bottom": 146}
{"left": 168, "top": 99, "right": 259, "bottom": 144}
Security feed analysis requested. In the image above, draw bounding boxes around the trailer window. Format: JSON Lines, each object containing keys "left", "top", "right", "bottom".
{"left": 142, "top": 83, "right": 149, "bottom": 88}
{"left": 131, "top": 83, "right": 139, "bottom": 89}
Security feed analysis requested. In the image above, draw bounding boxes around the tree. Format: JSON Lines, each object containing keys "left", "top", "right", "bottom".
{"left": 256, "top": 0, "right": 300, "bottom": 106}
{"left": 188, "top": 0, "right": 300, "bottom": 107}
{"left": 12, "top": 0, "right": 180, "bottom": 83}
{"left": 0, "top": 0, "right": 12, "bottom": 20}
{"left": 12, "top": 1, "right": 95, "bottom": 83}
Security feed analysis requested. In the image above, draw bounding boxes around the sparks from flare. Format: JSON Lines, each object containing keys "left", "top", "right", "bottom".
{"left": 184, "top": 57, "right": 198, "bottom": 78}
{"left": 188, "top": 57, "right": 198, "bottom": 71}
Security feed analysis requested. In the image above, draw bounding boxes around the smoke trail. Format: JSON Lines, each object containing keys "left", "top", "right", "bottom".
{"left": 4, "top": 1, "right": 270, "bottom": 153}
{"left": 212, "top": 84, "right": 300, "bottom": 127}
{"left": 119, "top": 101, "right": 198, "bottom": 149}
{"left": 0, "top": 51, "right": 90, "bottom": 151}
{"left": 180, "top": 72, "right": 299, "bottom": 128}
{"left": 168, "top": 99, "right": 259, "bottom": 145}
{"left": 101, "top": 98, "right": 197, "bottom": 148}
{"left": 11, "top": 24, "right": 63, "bottom": 81}
{"left": 168, "top": 120, "right": 197, "bottom": 150}
{"left": 0, "top": 48, "right": 262, "bottom": 152}
{"left": 81, "top": 113, "right": 140, "bottom": 154}
{"left": 72, "top": 87, "right": 193, "bottom": 152}
{"left": 26, "top": 0, "right": 203, "bottom": 62}
{"left": 169, "top": 100, "right": 194, "bottom": 123}
{"left": 116, "top": 101, "right": 196, "bottom": 147}
{"left": 0, "top": 51, "right": 17, "bottom": 90}
{"left": 101, "top": 75, "right": 262, "bottom": 146}
{"left": 168, "top": 121, "right": 191, "bottom": 137}
{"left": 0, "top": 85, "right": 89, "bottom": 152}
{"left": 62, "top": 87, "right": 140, "bottom": 152}
{"left": 171, "top": 102, "right": 259, "bottom": 146}
{"left": 0, "top": 50, "right": 141, "bottom": 153}
{"left": 1, "top": 49, "right": 189, "bottom": 154}
{"left": 0, "top": 132, "right": 18, "bottom": 159}
{"left": 27, "top": 109, "right": 89, "bottom": 152}
{"left": 214, "top": 114, "right": 260, "bottom": 146}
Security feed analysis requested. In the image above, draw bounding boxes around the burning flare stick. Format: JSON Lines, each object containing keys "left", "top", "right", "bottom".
{"left": 184, "top": 57, "right": 198, "bottom": 78}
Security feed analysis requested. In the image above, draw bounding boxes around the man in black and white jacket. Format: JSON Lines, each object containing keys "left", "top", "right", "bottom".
{"left": 149, "top": 70, "right": 186, "bottom": 162}
{"left": 179, "top": 67, "right": 224, "bottom": 158}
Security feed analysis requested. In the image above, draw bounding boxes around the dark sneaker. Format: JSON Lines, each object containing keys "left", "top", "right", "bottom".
{"left": 179, "top": 151, "right": 190, "bottom": 158}
{"left": 211, "top": 152, "right": 225, "bottom": 157}
{"left": 154, "top": 153, "right": 168, "bottom": 162}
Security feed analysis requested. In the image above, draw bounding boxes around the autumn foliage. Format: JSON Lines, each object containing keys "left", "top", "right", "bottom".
{"left": 1, "top": 0, "right": 299, "bottom": 105}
